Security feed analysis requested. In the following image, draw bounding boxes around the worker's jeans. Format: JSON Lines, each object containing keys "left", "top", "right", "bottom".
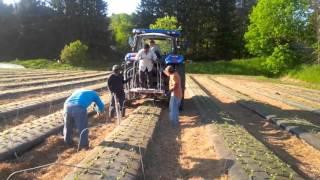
{"left": 109, "top": 92, "right": 125, "bottom": 118}
{"left": 63, "top": 105, "right": 88, "bottom": 148}
{"left": 169, "top": 96, "right": 181, "bottom": 127}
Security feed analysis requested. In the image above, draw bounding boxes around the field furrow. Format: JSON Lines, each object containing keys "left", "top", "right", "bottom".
{"left": 0, "top": 74, "right": 109, "bottom": 101}
{"left": 0, "top": 83, "right": 107, "bottom": 130}
{"left": 212, "top": 76, "right": 320, "bottom": 115}
{"left": 65, "top": 105, "right": 161, "bottom": 180}
{"left": 186, "top": 76, "right": 303, "bottom": 179}
{"left": 0, "top": 71, "right": 106, "bottom": 86}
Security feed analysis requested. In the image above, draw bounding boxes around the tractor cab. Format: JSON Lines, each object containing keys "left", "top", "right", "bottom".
{"left": 123, "top": 29, "right": 185, "bottom": 100}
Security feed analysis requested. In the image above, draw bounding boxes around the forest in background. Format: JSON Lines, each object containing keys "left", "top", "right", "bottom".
{"left": 1, "top": 0, "right": 320, "bottom": 77}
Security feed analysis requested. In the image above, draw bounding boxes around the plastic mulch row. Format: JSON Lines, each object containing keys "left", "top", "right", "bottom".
{"left": 0, "top": 102, "right": 105, "bottom": 161}
{"left": 0, "top": 83, "right": 107, "bottom": 122}
{"left": 0, "top": 75, "right": 109, "bottom": 100}
{"left": 0, "top": 72, "right": 109, "bottom": 89}
{"left": 206, "top": 76, "right": 320, "bottom": 151}
{"left": 64, "top": 105, "right": 162, "bottom": 180}
{"left": 186, "top": 76, "right": 303, "bottom": 180}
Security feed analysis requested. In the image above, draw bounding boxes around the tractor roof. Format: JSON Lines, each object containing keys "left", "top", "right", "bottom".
{"left": 137, "top": 33, "right": 173, "bottom": 39}
{"left": 132, "top": 29, "right": 181, "bottom": 37}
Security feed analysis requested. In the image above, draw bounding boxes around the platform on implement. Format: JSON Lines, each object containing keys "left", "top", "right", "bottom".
{"left": 127, "top": 88, "right": 165, "bottom": 95}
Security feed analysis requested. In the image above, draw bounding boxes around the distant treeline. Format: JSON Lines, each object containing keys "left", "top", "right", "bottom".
{"left": 1, "top": 0, "right": 319, "bottom": 67}
{"left": 0, "top": 0, "right": 257, "bottom": 61}
{"left": 0, "top": 0, "right": 111, "bottom": 61}
{"left": 135, "top": 0, "right": 258, "bottom": 60}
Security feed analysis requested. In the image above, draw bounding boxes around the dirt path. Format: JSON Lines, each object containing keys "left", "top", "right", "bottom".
{"left": 194, "top": 75, "right": 320, "bottom": 179}
{"left": 144, "top": 92, "right": 227, "bottom": 179}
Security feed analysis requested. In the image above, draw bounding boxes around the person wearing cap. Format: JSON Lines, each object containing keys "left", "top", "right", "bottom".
{"left": 63, "top": 89, "right": 105, "bottom": 149}
{"left": 163, "top": 65, "right": 182, "bottom": 127}
{"left": 135, "top": 44, "right": 157, "bottom": 88}
{"left": 107, "top": 65, "right": 131, "bottom": 118}
{"left": 150, "top": 40, "right": 161, "bottom": 59}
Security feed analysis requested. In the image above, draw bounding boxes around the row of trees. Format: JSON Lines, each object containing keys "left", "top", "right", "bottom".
{"left": 134, "top": 0, "right": 318, "bottom": 74}
{"left": 245, "top": 0, "right": 315, "bottom": 74}
{"left": 1, "top": 0, "right": 319, "bottom": 73}
{"left": 1, "top": 0, "right": 255, "bottom": 61}
{"left": 0, "top": 0, "right": 111, "bottom": 61}
{"left": 135, "top": 0, "right": 257, "bottom": 60}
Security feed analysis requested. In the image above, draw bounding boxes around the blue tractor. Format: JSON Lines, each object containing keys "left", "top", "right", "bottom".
{"left": 123, "top": 29, "right": 185, "bottom": 108}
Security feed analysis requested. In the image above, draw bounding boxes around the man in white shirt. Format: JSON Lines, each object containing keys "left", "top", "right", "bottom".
{"left": 135, "top": 44, "right": 157, "bottom": 88}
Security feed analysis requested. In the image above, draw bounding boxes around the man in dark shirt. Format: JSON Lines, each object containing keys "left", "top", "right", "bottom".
{"left": 107, "top": 65, "right": 131, "bottom": 118}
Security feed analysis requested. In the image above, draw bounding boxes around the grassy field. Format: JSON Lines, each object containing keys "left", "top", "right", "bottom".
{"left": 288, "top": 64, "right": 320, "bottom": 84}
{"left": 8, "top": 59, "right": 83, "bottom": 70}
{"left": 186, "top": 58, "right": 320, "bottom": 89}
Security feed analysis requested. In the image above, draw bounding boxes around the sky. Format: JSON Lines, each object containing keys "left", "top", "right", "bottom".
{"left": 2, "top": 0, "right": 141, "bottom": 15}
{"left": 108, "top": 0, "right": 140, "bottom": 15}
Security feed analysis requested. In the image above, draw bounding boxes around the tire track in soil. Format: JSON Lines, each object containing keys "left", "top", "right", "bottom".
{"left": 194, "top": 75, "right": 320, "bottom": 179}
{"left": 143, "top": 92, "right": 228, "bottom": 179}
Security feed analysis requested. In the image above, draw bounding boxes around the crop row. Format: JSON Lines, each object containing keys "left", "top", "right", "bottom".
{"left": 217, "top": 76, "right": 320, "bottom": 102}
{"left": 200, "top": 76, "right": 320, "bottom": 151}
{"left": 273, "top": 83, "right": 320, "bottom": 97}
{"left": 0, "top": 72, "right": 107, "bottom": 89}
{"left": 0, "top": 97, "right": 108, "bottom": 161}
{"left": 212, "top": 77, "right": 320, "bottom": 115}
{"left": 0, "top": 71, "right": 64, "bottom": 79}
{"left": 0, "top": 71, "right": 103, "bottom": 83}
{"left": 246, "top": 80, "right": 320, "bottom": 104}
{"left": 64, "top": 105, "right": 161, "bottom": 180}
{"left": 0, "top": 110, "right": 64, "bottom": 161}
{"left": 0, "top": 69, "right": 88, "bottom": 75}
{"left": 0, "top": 74, "right": 109, "bottom": 100}
{"left": 0, "top": 82, "right": 107, "bottom": 124}
{"left": 186, "top": 76, "right": 302, "bottom": 180}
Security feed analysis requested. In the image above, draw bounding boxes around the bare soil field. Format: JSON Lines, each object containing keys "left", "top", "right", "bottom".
{"left": 193, "top": 75, "right": 320, "bottom": 179}
{"left": 0, "top": 69, "right": 319, "bottom": 179}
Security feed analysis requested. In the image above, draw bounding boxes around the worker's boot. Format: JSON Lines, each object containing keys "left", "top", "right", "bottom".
{"left": 109, "top": 110, "right": 115, "bottom": 119}
{"left": 121, "top": 107, "right": 126, "bottom": 117}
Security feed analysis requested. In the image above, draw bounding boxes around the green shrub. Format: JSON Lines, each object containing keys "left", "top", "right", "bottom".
{"left": 60, "top": 40, "right": 88, "bottom": 66}
{"left": 263, "top": 44, "right": 297, "bottom": 75}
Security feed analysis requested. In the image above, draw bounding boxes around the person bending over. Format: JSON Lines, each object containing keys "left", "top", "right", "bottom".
{"left": 63, "top": 89, "right": 105, "bottom": 149}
